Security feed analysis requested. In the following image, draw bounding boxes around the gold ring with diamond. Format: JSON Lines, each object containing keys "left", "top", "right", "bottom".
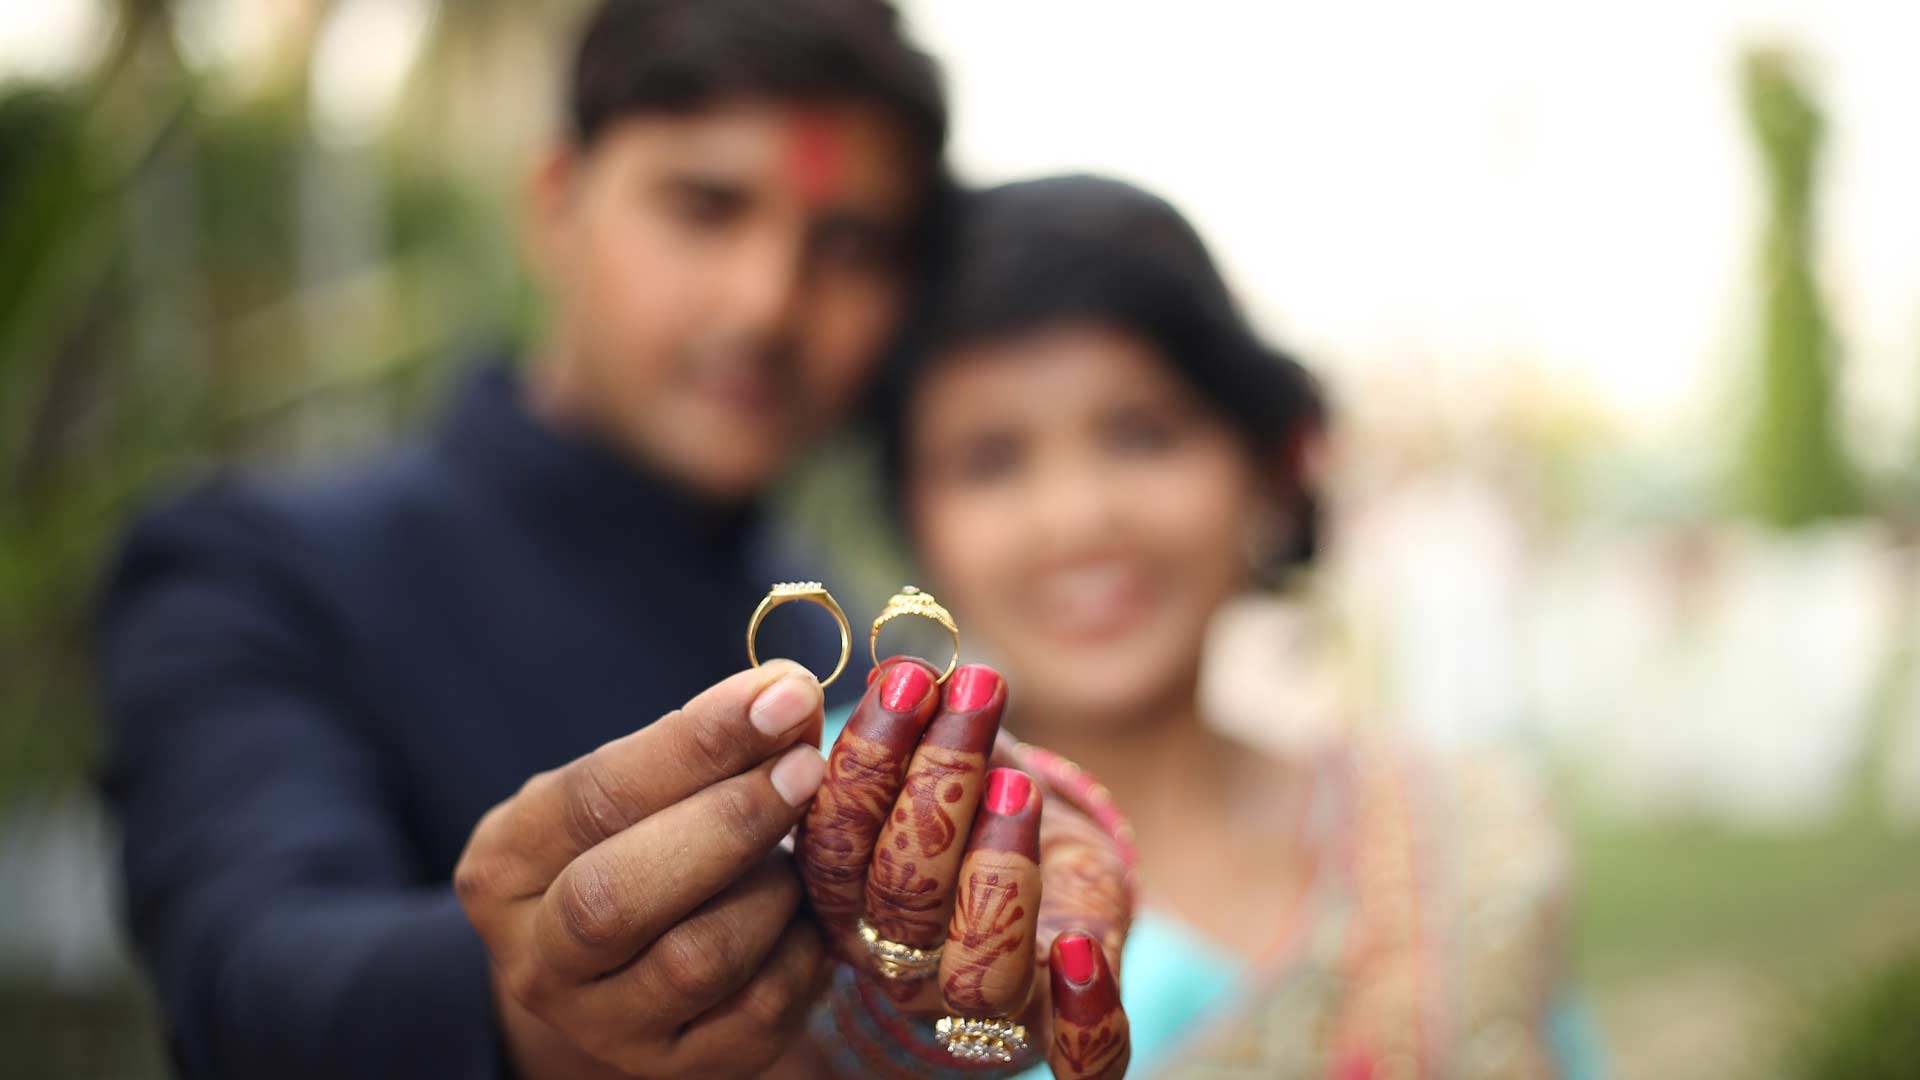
{"left": 747, "top": 582, "right": 851, "bottom": 689}
{"left": 935, "top": 1016, "right": 1030, "bottom": 1063}
{"left": 856, "top": 918, "right": 943, "bottom": 980}
{"left": 869, "top": 586, "right": 960, "bottom": 685}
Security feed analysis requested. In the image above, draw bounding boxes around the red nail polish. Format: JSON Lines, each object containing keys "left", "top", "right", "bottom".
{"left": 947, "top": 665, "right": 999, "bottom": 711}
{"left": 1056, "top": 933, "right": 1097, "bottom": 987}
{"left": 880, "top": 662, "right": 932, "bottom": 711}
{"left": 983, "top": 768, "right": 1030, "bottom": 815}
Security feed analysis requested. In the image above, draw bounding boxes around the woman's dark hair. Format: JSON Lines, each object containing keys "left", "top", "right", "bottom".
{"left": 878, "top": 175, "right": 1327, "bottom": 570}
{"left": 569, "top": 0, "right": 946, "bottom": 174}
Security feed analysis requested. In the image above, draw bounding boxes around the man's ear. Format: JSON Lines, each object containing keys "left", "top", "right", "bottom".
{"left": 521, "top": 141, "right": 582, "bottom": 284}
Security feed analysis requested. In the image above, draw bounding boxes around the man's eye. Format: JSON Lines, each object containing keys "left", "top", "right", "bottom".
{"left": 666, "top": 184, "right": 746, "bottom": 227}
{"left": 811, "top": 220, "right": 897, "bottom": 271}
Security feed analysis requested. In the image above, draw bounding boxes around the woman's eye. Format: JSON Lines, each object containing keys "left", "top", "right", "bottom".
{"left": 948, "top": 435, "right": 1024, "bottom": 485}
{"left": 1103, "top": 412, "right": 1182, "bottom": 455}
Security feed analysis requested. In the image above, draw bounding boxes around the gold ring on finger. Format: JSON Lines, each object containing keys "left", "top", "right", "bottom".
{"left": 856, "top": 918, "right": 943, "bottom": 980}
{"left": 746, "top": 582, "right": 851, "bottom": 689}
{"left": 869, "top": 586, "right": 960, "bottom": 685}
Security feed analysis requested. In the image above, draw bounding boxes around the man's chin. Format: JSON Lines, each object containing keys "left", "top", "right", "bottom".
{"left": 656, "top": 445, "right": 789, "bottom": 507}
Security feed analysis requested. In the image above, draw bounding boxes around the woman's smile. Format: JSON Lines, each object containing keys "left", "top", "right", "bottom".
{"left": 1020, "top": 559, "right": 1159, "bottom": 645}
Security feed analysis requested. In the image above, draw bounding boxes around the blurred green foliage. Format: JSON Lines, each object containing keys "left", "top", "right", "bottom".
{"left": 1735, "top": 49, "right": 1863, "bottom": 526}
{"left": 0, "top": 12, "right": 528, "bottom": 801}
{"left": 1792, "top": 947, "right": 1920, "bottom": 1080}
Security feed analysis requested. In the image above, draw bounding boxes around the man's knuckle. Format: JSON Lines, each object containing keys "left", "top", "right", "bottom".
{"left": 563, "top": 752, "right": 639, "bottom": 850}
{"left": 499, "top": 956, "right": 549, "bottom": 1010}
{"left": 518, "top": 767, "right": 562, "bottom": 804}
{"left": 554, "top": 861, "right": 630, "bottom": 953}
{"left": 682, "top": 709, "right": 741, "bottom": 779}
{"left": 712, "top": 783, "right": 773, "bottom": 848}
{"left": 451, "top": 853, "right": 499, "bottom": 907}
{"left": 738, "top": 976, "right": 795, "bottom": 1029}
{"left": 606, "top": 1042, "right": 676, "bottom": 1080}
{"left": 736, "top": 1036, "right": 787, "bottom": 1076}
{"left": 654, "top": 927, "right": 739, "bottom": 1002}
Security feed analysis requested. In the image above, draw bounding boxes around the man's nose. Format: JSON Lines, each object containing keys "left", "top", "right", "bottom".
{"left": 725, "top": 228, "right": 809, "bottom": 340}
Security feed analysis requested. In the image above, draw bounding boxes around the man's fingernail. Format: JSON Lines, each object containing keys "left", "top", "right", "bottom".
{"left": 750, "top": 669, "right": 821, "bottom": 738}
{"left": 1055, "top": 933, "right": 1098, "bottom": 987}
{"left": 947, "top": 664, "right": 999, "bottom": 711}
{"left": 770, "top": 744, "right": 827, "bottom": 807}
{"left": 880, "top": 662, "right": 932, "bottom": 712}
{"left": 983, "top": 768, "right": 1031, "bottom": 815}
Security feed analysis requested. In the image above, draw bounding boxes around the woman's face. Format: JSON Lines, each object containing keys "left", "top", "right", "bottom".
{"left": 905, "top": 322, "right": 1267, "bottom": 730}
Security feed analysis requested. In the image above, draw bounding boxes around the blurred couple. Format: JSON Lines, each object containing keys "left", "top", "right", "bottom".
{"left": 96, "top": 1, "right": 1595, "bottom": 1078}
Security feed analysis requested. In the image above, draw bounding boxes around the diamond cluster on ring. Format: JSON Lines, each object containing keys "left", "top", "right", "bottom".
{"left": 884, "top": 586, "right": 947, "bottom": 620}
{"left": 934, "top": 1017, "right": 1029, "bottom": 1063}
{"left": 770, "top": 581, "right": 825, "bottom": 596}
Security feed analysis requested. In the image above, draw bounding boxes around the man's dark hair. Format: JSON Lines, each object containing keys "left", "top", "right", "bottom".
{"left": 569, "top": 0, "right": 946, "bottom": 170}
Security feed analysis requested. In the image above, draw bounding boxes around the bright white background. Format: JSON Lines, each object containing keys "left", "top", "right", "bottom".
{"left": 901, "top": 0, "right": 1920, "bottom": 456}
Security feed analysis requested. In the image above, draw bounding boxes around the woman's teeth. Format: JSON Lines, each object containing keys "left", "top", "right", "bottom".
{"left": 1035, "top": 565, "right": 1143, "bottom": 632}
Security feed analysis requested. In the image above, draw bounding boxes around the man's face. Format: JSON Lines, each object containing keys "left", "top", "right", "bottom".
{"left": 529, "top": 99, "right": 924, "bottom": 503}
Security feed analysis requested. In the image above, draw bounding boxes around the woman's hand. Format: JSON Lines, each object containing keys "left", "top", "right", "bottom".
{"left": 797, "top": 656, "right": 1131, "bottom": 1080}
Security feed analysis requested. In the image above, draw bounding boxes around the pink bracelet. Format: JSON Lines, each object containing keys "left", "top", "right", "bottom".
{"left": 1008, "top": 739, "right": 1140, "bottom": 882}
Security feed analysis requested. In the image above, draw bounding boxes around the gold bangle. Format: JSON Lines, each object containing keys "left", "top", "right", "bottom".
{"left": 746, "top": 582, "right": 851, "bottom": 689}
{"left": 869, "top": 586, "right": 960, "bottom": 685}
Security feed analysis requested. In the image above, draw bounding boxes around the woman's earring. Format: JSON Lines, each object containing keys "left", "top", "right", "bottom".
{"left": 1243, "top": 507, "right": 1294, "bottom": 585}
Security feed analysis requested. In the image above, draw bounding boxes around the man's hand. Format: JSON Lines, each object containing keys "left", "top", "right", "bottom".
{"left": 454, "top": 662, "right": 831, "bottom": 1080}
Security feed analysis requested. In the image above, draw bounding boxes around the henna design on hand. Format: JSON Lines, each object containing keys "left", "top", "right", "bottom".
{"left": 1048, "top": 933, "right": 1130, "bottom": 1080}
{"left": 798, "top": 660, "right": 939, "bottom": 921}
{"left": 1036, "top": 806, "right": 1131, "bottom": 967}
{"left": 939, "top": 770, "right": 1042, "bottom": 1016}
{"left": 800, "top": 732, "right": 907, "bottom": 920}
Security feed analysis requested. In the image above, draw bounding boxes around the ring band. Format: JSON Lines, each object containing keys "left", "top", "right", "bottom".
{"left": 869, "top": 586, "right": 960, "bottom": 685}
{"left": 747, "top": 582, "right": 851, "bottom": 689}
{"left": 935, "top": 1016, "right": 1030, "bottom": 1063}
{"left": 856, "top": 918, "right": 943, "bottom": 980}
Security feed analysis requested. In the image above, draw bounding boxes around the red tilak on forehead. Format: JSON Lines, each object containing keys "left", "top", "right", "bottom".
{"left": 786, "top": 113, "right": 847, "bottom": 205}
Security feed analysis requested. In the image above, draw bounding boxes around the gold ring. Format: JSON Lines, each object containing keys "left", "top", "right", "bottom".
{"left": 747, "top": 582, "right": 851, "bottom": 689}
{"left": 935, "top": 1016, "right": 1030, "bottom": 1063}
{"left": 856, "top": 918, "right": 943, "bottom": 980}
{"left": 869, "top": 586, "right": 960, "bottom": 685}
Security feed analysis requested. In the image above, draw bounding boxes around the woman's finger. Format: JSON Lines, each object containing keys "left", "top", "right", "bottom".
{"left": 798, "top": 657, "right": 941, "bottom": 923}
{"left": 939, "top": 768, "right": 1042, "bottom": 1016}
{"left": 1046, "top": 932, "right": 1129, "bottom": 1080}
{"left": 1035, "top": 801, "right": 1132, "bottom": 973}
{"left": 864, "top": 664, "right": 1005, "bottom": 950}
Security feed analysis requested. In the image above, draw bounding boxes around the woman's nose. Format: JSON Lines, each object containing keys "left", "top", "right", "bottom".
{"left": 1028, "top": 457, "right": 1128, "bottom": 553}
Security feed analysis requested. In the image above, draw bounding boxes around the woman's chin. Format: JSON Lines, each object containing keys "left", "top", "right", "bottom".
{"left": 1015, "top": 658, "right": 1190, "bottom": 734}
